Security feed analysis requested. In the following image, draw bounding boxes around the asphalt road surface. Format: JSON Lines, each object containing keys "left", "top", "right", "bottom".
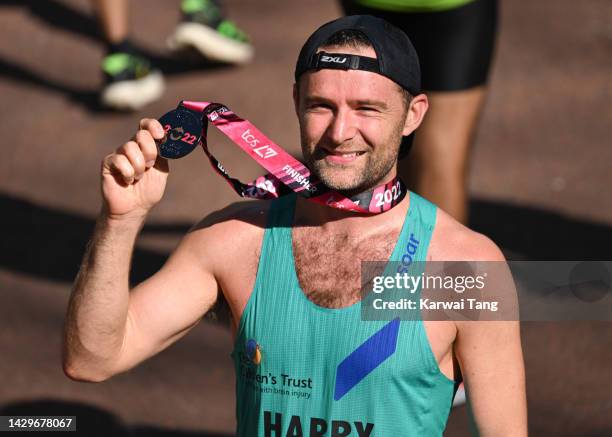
{"left": 0, "top": 0, "right": 611, "bottom": 435}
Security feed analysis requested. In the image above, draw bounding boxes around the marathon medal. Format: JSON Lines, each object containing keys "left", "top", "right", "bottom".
{"left": 157, "top": 100, "right": 407, "bottom": 213}
{"left": 157, "top": 106, "right": 203, "bottom": 159}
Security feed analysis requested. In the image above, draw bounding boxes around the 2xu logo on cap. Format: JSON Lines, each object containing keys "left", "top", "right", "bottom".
{"left": 320, "top": 55, "right": 347, "bottom": 64}
{"left": 156, "top": 108, "right": 203, "bottom": 159}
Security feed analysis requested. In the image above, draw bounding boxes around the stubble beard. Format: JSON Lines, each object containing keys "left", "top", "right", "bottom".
{"left": 301, "top": 124, "right": 404, "bottom": 197}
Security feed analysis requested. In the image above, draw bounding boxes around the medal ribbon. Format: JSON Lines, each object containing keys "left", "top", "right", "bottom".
{"left": 179, "top": 100, "right": 406, "bottom": 213}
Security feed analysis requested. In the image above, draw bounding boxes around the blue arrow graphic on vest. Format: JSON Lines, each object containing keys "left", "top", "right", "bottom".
{"left": 334, "top": 318, "right": 400, "bottom": 401}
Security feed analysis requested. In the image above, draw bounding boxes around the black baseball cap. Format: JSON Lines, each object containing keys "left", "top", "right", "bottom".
{"left": 294, "top": 15, "right": 421, "bottom": 95}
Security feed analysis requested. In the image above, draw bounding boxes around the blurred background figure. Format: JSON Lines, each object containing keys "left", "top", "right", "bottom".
{"left": 340, "top": 0, "right": 498, "bottom": 224}
{"left": 92, "top": 0, "right": 253, "bottom": 110}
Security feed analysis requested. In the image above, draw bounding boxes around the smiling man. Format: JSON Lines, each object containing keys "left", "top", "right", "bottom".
{"left": 63, "top": 15, "right": 526, "bottom": 436}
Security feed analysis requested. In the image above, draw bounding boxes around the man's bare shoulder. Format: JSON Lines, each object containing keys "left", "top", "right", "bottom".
{"left": 190, "top": 199, "right": 270, "bottom": 238}
{"left": 429, "top": 207, "right": 505, "bottom": 262}
{"left": 177, "top": 200, "right": 271, "bottom": 264}
{"left": 430, "top": 208, "right": 518, "bottom": 340}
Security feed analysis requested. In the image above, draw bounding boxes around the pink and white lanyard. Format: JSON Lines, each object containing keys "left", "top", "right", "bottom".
{"left": 157, "top": 100, "right": 406, "bottom": 213}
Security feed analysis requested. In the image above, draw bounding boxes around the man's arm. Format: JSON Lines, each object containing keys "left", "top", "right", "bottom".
{"left": 63, "top": 217, "right": 219, "bottom": 382}
{"left": 62, "top": 118, "right": 219, "bottom": 382}
{"left": 455, "top": 236, "right": 527, "bottom": 436}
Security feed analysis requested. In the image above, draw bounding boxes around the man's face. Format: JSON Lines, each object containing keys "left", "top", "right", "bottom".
{"left": 295, "top": 45, "right": 409, "bottom": 193}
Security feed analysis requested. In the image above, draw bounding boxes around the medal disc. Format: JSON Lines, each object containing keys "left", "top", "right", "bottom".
{"left": 157, "top": 108, "right": 203, "bottom": 159}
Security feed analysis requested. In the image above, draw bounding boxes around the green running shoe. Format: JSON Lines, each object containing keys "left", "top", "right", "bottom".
{"left": 100, "top": 51, "right": 164, "bottom": 110}
{"left": 168, "top": 0, "right": 254, "bottom": 64}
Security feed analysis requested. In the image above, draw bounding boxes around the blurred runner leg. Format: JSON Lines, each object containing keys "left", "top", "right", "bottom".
{"left": 93, "top": 0, "right": 164, "bottom": 110}
{"left": 403, "top": 87, "right": 486, "bottom": 224}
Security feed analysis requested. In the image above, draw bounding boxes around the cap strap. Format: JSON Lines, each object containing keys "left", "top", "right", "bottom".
{"left": 313, "top": 51, "right": 380, "bottom": 74}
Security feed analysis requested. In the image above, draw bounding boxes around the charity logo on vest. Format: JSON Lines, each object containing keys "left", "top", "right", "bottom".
{"left": 264, "top": 411, "right": 374, "bottom": 437}
{"left": 239, "top": 339, "right": 314, "bottom": 400}
{"left": 246, "top": 338, "right": 262, "bottom": 365}
{"left": 239, "top": 364, "right": 314, "bottom": 400}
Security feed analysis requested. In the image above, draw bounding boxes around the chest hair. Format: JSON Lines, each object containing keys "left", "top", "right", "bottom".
{"left": 292, "top": 226, "right": 399, "bottom": 308}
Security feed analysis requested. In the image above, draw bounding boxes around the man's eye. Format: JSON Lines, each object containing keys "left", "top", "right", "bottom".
{"left": 358, "top": 106, "right": 378, "bottom": 112}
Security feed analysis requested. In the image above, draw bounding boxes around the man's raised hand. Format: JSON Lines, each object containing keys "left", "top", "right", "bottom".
{"left": 101, "top": 118, "right": 169, "bottom": 221}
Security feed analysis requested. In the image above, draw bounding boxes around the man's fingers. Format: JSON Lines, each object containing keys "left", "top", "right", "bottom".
{"left": 118, "top": 141, "right": 146, "bottom": 180}
{"left": 103, "top": 153, "right": 135, "bottom": 185}
{"left": 101, "top": 117, "right": 167, "bottom": 186}
{"left": 139, "top": 118, "right": 165, "bottom": 140}
{"left": 134, "top": 130, "right": 158, "bottom": 168}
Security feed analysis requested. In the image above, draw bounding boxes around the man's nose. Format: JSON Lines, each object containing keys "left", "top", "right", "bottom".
{"left": 326, "top": 108, "right": 357, "bottom": 145}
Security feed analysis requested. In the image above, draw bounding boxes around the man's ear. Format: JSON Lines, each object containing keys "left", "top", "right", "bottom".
{"left": 293, "top": 82, "right": 299, "bottom": 118}
{"left": 402, "top": 93, "right": 429, "bottom": 136}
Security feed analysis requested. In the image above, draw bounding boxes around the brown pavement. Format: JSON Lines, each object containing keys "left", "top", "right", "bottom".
{"left": 0, "top": 0, "right": 611, "bottom": 435}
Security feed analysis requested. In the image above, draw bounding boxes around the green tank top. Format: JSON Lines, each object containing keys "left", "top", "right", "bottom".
{"left": 231, "top": 192, "right": 456, "bottom": 436}
{"left": 355, "top": 0, "right": 474, "bottom": 12}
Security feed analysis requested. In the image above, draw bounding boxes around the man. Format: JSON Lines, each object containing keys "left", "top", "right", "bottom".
{"left": 63, "top": 15, "right": 526, "bottom": 436}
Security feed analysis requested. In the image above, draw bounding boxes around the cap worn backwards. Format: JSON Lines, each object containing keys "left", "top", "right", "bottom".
{"left": 294, "top": 15, "right": 421, "bottom": 96}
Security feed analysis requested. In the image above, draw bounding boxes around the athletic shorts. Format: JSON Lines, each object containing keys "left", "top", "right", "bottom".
{"left": 340, "top": 0, "right": 499, "bottom": 91}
